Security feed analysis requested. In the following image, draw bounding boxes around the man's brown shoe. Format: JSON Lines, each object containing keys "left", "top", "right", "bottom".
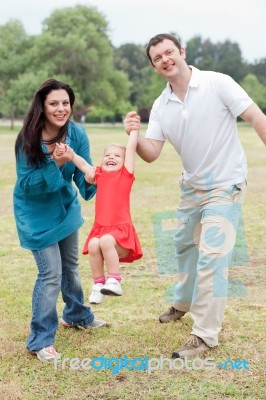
{"left": 172, "top": 335, "right": 210, "bottom": 358}
{"left": 159, "top": 306, "right": 186, "bottom": 323}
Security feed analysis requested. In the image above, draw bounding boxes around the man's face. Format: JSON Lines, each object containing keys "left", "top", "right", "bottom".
{"left": 149, "top": 39, "right": 186, "bottom": 78}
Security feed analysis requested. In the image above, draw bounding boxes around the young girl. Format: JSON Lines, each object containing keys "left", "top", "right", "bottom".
{"left": 55, "top": 130, "right": 143, "bottom": 304}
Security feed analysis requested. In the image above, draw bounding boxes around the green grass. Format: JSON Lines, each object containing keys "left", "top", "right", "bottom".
{"left": 0, "top": 122, "right": 265, "bottom": 400}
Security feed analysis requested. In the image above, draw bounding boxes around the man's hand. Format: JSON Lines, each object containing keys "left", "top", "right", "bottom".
{"left": 124, "top": 111, "right": 141, "bottom": 135}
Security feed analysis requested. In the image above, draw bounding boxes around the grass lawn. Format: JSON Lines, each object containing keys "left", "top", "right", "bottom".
{"left": 0, "top": 122, "right": 265, "bottom": 400}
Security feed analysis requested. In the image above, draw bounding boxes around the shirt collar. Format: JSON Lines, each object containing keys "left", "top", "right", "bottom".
{"left": 164, "top": 66, "right": 200, "bottom": 102}
{"left": 188, "top": 66, "right": 200, "bottom": 87}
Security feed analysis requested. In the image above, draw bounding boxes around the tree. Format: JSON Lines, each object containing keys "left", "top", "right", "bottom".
{"left": 114, "top": 44, "right": 147, "bottom": 80}
{"left": 240, "top": 74, "right": 266, "bottom": 110}
{"left": 1, "top": 72, "right": 49, "bottom": 128}
{"left": 1, "top": 12, "right": 265, "bottom": 125}
{"left": 0, "top": 20, "right": 29, "bottom": 88}
{"left": 250, "top": 58, "right": 266, "bottom": 85}
{"left": 25, "top": 5, "right": 131, "bottom": 117}
{"left": 0, "top": 20, "right": 31, "bottom": 125}
{"left": 114, "top": 43, "right": 149, "bottom": 105}
{"left": 186, "top": 36, "right": 248, "bottom": 82}
{"left": 0, "top": 5, "right": 132, "bottom": 122}
{"left": 134, "top": 70, "right": 165, "bottom": 120}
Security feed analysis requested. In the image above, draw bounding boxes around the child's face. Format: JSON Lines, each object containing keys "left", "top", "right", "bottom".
{"left": 102, "top": 146, "right": 125, "bottom": 172}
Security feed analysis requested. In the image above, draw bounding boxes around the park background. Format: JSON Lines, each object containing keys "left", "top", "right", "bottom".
{"left": 0, "top": 3, "right": 266, "bottom": 126}
{"left": 0, "top": 2, "right": 266, "bottom": 400}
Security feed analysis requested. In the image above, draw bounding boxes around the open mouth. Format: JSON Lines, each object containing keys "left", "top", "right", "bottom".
{"left": 106, "top": 161, "right": 116, "bottom": 166}
{"left": 164, "top": 63, "right": 174, "bottom": 70}
{"left": 54, "top": 115, "right": 66, "bottom": 120}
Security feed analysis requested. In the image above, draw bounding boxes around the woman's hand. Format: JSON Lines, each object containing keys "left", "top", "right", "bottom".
{"left": 52, "top": 143, "right": 74, "bottom": 167}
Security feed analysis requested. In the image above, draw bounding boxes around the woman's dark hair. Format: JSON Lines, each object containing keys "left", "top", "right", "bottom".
{"left": 15, "top": 79, "right": 75, "bottom": 166}
{"left": 146, "top": 33, "right": 182, "bottom": 66}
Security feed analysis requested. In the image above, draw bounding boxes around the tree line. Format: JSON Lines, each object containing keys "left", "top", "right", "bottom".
{"left": 0, "top": 5, "right": 265, "bottom": 126}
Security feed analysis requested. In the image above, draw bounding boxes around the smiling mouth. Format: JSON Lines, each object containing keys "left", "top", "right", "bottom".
{"left": 164, "top": 64, "right": 174, "bottom": 70}
{"left": 54, "top": 115, "right": 66, "bottom": 119}
{"left": 106, "top": 161, "right": 116, "bottom": 166}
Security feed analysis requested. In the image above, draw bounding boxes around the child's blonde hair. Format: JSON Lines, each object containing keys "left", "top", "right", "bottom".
{"left": 103, "top": 143, "right": 126, "bottom": 156}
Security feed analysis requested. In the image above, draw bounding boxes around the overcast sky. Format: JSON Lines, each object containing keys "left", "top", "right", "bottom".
{"left": 0, "top": 0, "right": 265, "bottom": 63}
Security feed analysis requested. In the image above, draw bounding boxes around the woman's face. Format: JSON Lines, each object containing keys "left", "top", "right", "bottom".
{"left": 43, "top": 89, "right": 71, "bottom": 132}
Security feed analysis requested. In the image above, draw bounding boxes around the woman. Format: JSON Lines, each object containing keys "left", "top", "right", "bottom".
{"left": 13, "top": 79, "right": 106, "bottom": 362}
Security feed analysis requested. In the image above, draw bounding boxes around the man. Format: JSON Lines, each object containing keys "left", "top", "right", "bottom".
{"left": 124, "top": 33, "right": 266, "bottom": 358}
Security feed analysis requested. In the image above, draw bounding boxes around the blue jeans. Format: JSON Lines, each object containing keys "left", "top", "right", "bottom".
{"left": 26, "top": 230, "right": 94, "bottom": 351}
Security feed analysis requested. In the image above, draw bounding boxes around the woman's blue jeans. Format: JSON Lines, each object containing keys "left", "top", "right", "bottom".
{"left": 26, "top": 230, "right": 94, "bottom": 351}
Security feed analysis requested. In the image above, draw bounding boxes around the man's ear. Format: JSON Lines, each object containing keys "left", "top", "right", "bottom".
{"left": 180, "top": 47, "right": 186, "bottom": 59}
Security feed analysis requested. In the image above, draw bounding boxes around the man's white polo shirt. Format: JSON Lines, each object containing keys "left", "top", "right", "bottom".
{"left": 146, "top": 66, "right": 253, "bottom": 190}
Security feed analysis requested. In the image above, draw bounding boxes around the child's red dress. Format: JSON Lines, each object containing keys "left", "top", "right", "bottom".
{"left": 82, "top": 165, "right": 143, "bottom": 262}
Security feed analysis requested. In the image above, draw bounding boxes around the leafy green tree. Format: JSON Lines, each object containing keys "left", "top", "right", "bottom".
{"left": 0, "top": 5, "right": 132, "bottom": 122}
{"left": 87, "top": 69, "right": 132, "bottom": 121}
{"left": 0, "top": 20, "right": 29, "bottom": 88}
{"left": 114, "top": 43, "right": 165, "bottom": 120}
{"left": 0, "top": 20, "right": 32, "bottom": 125}
{"left": 1, "top": 72, "right": 48, "bottom": 128}
{"left": 114, "top": 43, "right": 149, "bottom": 105}
{"left": 250, "top": 58, "right": 266, "bottom": 85}
{"left": 240, "top": 74, "right": 266, "bottom": 110}
{"left": 1, "top": 10, "right": 265, "bottom": 125}
{"left": 114, "top": 44, "right": 148, "bottom": 79}
{"left": 213, "top": 40, "right": 248, "bottom": 81}
{"left": 25, "top": 5, "right": 131, "bottom": 117}
{"left": 136, "top": 70, "right": 165, "bottom": 120}
{"left": 186, "top": 36, "right": 248, "bottom": 82}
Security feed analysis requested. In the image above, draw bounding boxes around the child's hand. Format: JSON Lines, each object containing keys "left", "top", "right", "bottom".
{"left": 56, "top": 142, "right": 66, "bottom": 155}
{"left": 84, "top": 166, "right": 96, "bottom": 184}
{"left": 54, "top": 142, "right": 67, "bottom": 157}
{"left": 129, "top": 130, "right": 139, "bottom": 136}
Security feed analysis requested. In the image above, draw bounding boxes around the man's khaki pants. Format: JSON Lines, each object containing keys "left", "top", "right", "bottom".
{"left": 173, "top": 179, "right": 247, "bottom": 347}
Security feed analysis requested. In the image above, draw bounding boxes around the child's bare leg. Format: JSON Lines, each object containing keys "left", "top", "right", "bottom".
{"left": 88, "top": 238, "right": 105, "bottom": 304}
{"left": 99, "top": 234, "right": 129, "bottom": 296}
{"left": 99, "top": 234, "right": 129, "bottom": 275}
{"left": 88, "top": 237, "right": 105, "bottom": 281}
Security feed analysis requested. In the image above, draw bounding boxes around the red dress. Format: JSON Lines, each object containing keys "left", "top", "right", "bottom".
{"left": 82, "top": 165, "right": 143, "bottom": 262}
